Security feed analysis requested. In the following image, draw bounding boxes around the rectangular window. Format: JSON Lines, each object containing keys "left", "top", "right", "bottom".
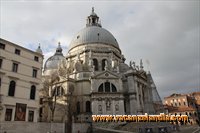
{"left": 32, "top": 69, "right": 37, "bottom": 78}
{"left": 28, "top": 110, "right": 34, "bottom": 122}
{"left": 39, "top": 108, "right": 43, "bottom": 117}
{"left": 34, "top": 56, "right": 39, "bottom": 62}
{"left": 5, "top": 109, "right": 12, "bottom": 121}
{"left": 0, "top": 43, "right": 5, "bottom": 49}
{"left": 39, "top": 98, "right": 43, "bottom": 104}
{"left": 0, "top": 58, "right": 2, "bottom": 68}
{"left": 12, "top": 63, "right": 18, "bottom": 72}
{"left": 15, "top": 49, "right": 21, "bottom": 55}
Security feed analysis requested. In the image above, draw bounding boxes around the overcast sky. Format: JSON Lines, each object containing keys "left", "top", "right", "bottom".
{"left": 0, "top": 0, "right": 199, "bottom": 99}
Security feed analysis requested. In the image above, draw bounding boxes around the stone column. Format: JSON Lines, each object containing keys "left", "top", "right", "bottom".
{"left": 127, "top": 76, "right": 136, "bottom": 92}
{"left": 102, "top": 100, "right": 106, "bottom": 114}
{"left": 12, "top": 107, "right": 16, "bottom": 121}
{"left": 136, "top": 82, "right": 142, "bottom": 114}
{"left": 140, "top": 85, "right": 144, "bottom": 111}
{"left": 127, "top": 75, "right": 137, "bottom": 114}
{"left": 91, "top": 99, "right": 96, "bottom": 114}
{"left": 119, "top": 99, "right": 125, "bottom": 114}
{"left": 112, "top": 100, "right": 115, "bottom": 115}
{"left": 90, "top": 79, "right": 94, "bottom": 92}
{"left": 129, "top": 94, "right": 137, "bottom": 115}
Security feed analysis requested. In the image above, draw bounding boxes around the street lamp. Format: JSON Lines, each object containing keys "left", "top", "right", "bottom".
{"left": 63, "top": 86, "right": 74, "bottom": 133}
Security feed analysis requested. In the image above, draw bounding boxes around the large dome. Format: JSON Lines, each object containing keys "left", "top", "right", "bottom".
{"left": 69, "top": 26, "right": 119, "bottom": 50}
{"left": 70, "top": 26, "right": 119, "bottom": 49}
{"left": 69, "top": 8, "right": 119, "bottom": 51}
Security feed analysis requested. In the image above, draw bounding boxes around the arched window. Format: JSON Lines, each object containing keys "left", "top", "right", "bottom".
{"left": 30, "top": 85, "right": 36, "bottom": 100}
{"left": 98, "top": 82, "right": 117, "bottom": 93}
{"left": 92, "top": 18, "right": 95, "bottom": 24}
{"left": 105, "top": 82, "right": 110, "bottom": 92}
{"left": 98, "top": 84, "right": 103, "bottom": 92}
{"left": 86, "top": 101, "right": 91, "bottom": 112}
{"left": 102, "top": 59, "right": 107, "bottom": 71}
{"left": 111, "top": 84, "right": 117, "bottom": 92}
{"left": 57, "top": 86, "right": 64, "bottom": 96}
{"left": 60, "top": 87, "right": 64, "bottom": 95}
{"left": 52, "top": 86, "right": 64, "bottom": 96}
{"left": 52, "top": 89, "right": 56, "bottom": 97}
{"left": 56, "top": 87, "right": 60, "bottom": 96}
{"left": 8, "top": 80, "right": 16, "bottom": 96}
{"left": 77, "top": 102, "right": 80, "bottom": 114}
{"left": 93, "top": 59, "right": 98, "bottom": 71}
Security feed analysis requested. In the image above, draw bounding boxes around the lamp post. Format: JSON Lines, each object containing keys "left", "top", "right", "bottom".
{"left": 43, "top": 96, "right": 54, "bottom": 133}
{"left": 64, "top": 86, "right": 74, "bottom": 133}
{"left": 48, "top": 97, "right": 54, "bottom": 133}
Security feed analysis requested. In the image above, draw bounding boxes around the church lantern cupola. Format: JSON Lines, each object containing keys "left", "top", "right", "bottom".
{"left": 86, "top": 7, "right": 101, "bottom": 27}
{"left": 55, "top": 42, "right": 63, "bottom": 55}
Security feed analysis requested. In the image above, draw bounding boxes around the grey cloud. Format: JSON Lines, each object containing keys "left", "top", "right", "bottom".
{"left": 0, "top": 1, "right": 199, "bottom": 99}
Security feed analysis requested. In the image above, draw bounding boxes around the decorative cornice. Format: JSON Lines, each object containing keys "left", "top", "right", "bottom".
{"left": 8, "top": 75, "right": 19, "bottom": 80}
{"left": 0, "top": 71, "right": 6, "bottom": 75}
{"left": 29, "top": 81, "right": 39, "bottom": 85}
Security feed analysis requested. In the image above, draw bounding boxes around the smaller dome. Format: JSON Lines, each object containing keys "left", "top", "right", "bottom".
{"left": 44, "top": 55, "right": 65, "bottom": 70}
{"left": 44, "top": 43, "right": 65, "bottom": 70}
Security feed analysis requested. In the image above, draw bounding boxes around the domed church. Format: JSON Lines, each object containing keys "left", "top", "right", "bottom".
{"left": 42, "top": 8, "right": 161, "bottom": 123}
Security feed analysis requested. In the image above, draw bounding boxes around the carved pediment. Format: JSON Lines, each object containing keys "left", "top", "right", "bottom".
{"left": 91, "top": 70, "right": 119, "bottom": 79}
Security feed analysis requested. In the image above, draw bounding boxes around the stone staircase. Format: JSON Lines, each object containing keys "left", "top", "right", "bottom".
{"left": 92, "top": 122, "right": 174, "bottom": 133}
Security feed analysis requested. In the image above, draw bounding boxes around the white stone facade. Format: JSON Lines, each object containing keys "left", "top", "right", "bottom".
{"left": 0, "top": 38, "right": 43, "bottom": 122}
{"left": 42, "top": 8, "right": 157, "bottom": 123}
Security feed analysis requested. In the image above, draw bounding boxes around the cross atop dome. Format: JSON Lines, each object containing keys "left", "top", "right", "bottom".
{"left": 86, "top": 7, "right": 101, "bottom": 27}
